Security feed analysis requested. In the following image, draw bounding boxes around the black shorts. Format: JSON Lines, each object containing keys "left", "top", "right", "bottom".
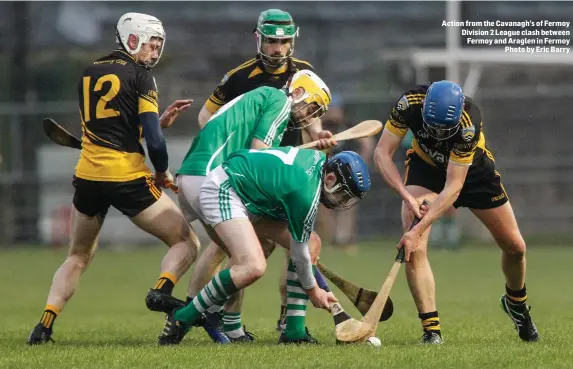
{"left": 72, "top": 175, "right": 162, "bottom": 218}
{"left": 404, "top": 151, "right": 508, "bottom": 209}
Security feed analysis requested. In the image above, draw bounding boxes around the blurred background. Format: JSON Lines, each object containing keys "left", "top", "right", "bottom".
{"left": 0, "top": 1, "right": 572, "bottom": 249}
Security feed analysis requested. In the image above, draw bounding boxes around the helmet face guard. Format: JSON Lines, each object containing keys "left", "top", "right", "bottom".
{"left": 290, "top": 100, "right": 328, "bottom": 130}
{"left": 256, "top": 33, "right": 296, "bottom": 68}
{"left": 321, "top": 180, "right": 362, "bottom": 211}
{"left": 422, "top": 117, "right": 460, "bottom": 140}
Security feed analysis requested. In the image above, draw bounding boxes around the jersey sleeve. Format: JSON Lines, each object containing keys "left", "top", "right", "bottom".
{"left": 137, "top": 71, "right": 159, "bottom": 115}
{"left": 253, "top": 92, "right": 292, "bottom": 146}
{"left": 282, "top": 182, "right": 322, "bottom": 243}
{"left": 450, "top": 104, "right": 482, "bottom": 166}
{"left": 205, "top": 73, "right": 234, "bottom": 114}
{"left": 385, "top": 93, "right": 417, "bottom": 138}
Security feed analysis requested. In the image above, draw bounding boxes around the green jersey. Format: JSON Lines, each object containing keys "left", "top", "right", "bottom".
{"left": 222, "top": 147, "right": 326, "bottom": 243}
{"left": 178, "top": 86, "right": 291, "bottom": 176}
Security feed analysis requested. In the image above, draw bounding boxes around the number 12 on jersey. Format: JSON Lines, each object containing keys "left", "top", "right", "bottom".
{"left": 82, "top": 74, "right": 121, "bottom": 122}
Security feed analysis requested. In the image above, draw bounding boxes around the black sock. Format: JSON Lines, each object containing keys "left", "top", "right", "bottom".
{"left": 186, "top": 296, "right": 194, "bottom": 305}
{"left": 505, "top": 285, "right": 527, "bottom": 304}
{"left": 279, "top": 305, "right": 287, "bottom": 320}
{"left": 419, "top": 311, "right": 441, "bottom": 335}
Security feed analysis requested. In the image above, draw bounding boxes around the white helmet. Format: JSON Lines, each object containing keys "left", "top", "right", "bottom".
{"left": 116, "top": 12, "right": 165, "bottom": 68}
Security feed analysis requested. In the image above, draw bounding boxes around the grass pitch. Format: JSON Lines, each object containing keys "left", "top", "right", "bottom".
{"left": 1, "top": 241, "right": 572, "bottom": 369}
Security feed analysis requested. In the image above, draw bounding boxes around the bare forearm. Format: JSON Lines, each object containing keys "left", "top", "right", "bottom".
{"left": 375, "top": 151, "right": 410, "bottom": 201}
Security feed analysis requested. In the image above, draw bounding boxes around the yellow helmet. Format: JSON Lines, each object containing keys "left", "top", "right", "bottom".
{"left": 288, "top": 70, "right": 331, "bottom": 128}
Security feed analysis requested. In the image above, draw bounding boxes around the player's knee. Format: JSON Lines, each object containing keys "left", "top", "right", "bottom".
{"left": 249, "top": 259, "right": 267, "bottom": 282}
{"left": 309, "top": 232, "right": 322, "bottom": 264}
{"left": 502, "top": 236, "right": 526, "bottom": 257}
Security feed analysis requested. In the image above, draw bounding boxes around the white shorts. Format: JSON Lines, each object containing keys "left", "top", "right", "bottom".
{"left": 200, "top": 166, "right": 251, "bottom": 227}
{"left": 176, "top": 174, "right": 207, "bottom": 224}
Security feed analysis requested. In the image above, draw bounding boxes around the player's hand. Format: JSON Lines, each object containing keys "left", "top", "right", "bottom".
{"left": 397, "top": 229, "right": 421, "bottom": 262}
{"left": 314, "top": 130, "right": 337, "bottom": 151}
{"left": 154, "top": 170, "right": 177, "bottom": 192}
{"left": 306, "top": 286, "right": 338, "bottom": 311}
{"left": 403, "top": 194, "right": 426, "bottom": 226}
{"left": 160, "top": 99, "right": 193, "bottom": 128}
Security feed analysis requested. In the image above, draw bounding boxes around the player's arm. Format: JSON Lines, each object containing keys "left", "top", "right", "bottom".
{"left": 412, "top": 117, "right": 480, "bottom": 235}
{"left": 282, "top": 186, "right": 318, "bottom": 289}
{"left": 283, "top": 186, "right": 337, "bottom": 310}
{"left": 199, "top": 73, "right": 234, "bottom": 129}
{"left": 138, "top": 72, "right": 169, "bottom": 174}
{"left": 358, "top": 136, "right": 376, "bottom": 165}
{"left": 374, "top": 100, "right": 415, "bottom": 204}
{"left": 412, "top": 162, "right": 468, "bottom": 236}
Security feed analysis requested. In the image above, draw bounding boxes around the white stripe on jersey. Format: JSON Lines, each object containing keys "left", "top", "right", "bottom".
{"left": 264, "top": 98, "right": 291, "bottom": 145}
{"left": 300, "top": 180, "right": 322, "bottom": 242}
{"left": 206, "top": 131, "right": 235, "bottom": 175}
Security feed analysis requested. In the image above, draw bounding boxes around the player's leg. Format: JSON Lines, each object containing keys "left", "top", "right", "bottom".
{"left": 119, "top": 176, "right": 199, "bottom": 314}
{"left": 159, "top": 167, "right": 266, "bottom": 345}
{"left": 28, "top": 178, "right": 107, "bottom": 345}
{"left": 278, "top": 230, "right": 325, "bottom": 344}
{"left": 161, "top": 218, "right": 265, "bottom": 345}
{"left": 470, "top": 201, "right": 539, "bottom": 342}
{"left": 276, "top": 248, "right": 289, "bottom": 331}
{"left": 401, "top": 185, "right": 441, "bottom": 343}
{"left": 254, "top": 221, "right": 325, "bottom": 344}
{"left": 219, "top": 236, "right": 277, "bottom": 343}
{"left": 166, "top": 175, "right": 229, "bottom": 343}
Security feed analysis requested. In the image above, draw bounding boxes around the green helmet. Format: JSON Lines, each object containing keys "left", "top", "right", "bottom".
{"left": 254, "top": 9, "right": 299, "bottom": 68}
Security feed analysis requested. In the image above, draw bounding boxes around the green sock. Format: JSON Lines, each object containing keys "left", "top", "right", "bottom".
{"left": 223, "top": 312, "right": 244, "bottom": 338}
{"left": 284, "top": 259, "right": 309, "bottom": 340}
{"left": 173, "top": 269, "right": 238, "bottom": 325}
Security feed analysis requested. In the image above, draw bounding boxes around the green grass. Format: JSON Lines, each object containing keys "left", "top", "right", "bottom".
{"left": 1, "top": 242, "right": 572, "bottom": 369}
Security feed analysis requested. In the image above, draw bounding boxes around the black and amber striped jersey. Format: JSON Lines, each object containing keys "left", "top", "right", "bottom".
{"left": 205, "top": 56, "right": 314, "bottom": 146}
{"left": 75, "top": 49, "right": 159, "bottom": 182}
{"left": 385, "top": 84, "right": 490, "bottom": 170}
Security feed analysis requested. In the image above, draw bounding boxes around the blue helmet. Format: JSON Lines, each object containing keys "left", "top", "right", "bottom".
{"left": 321, "top": 151, "right": 371, "bottom": 210}
{"left": 422, "top": 80, "right": 465, "bottom": 140}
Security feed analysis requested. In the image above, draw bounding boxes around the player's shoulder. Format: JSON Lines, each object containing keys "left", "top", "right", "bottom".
{"left": 462, "top": 96, "right": 482, "bottom": 124}
{"left": 249, "top": 85, "right": 288, "bottom": 102}
{"left": 395, "top": 84, "right": 430, "bottom": 110}
{"left": 454, "top": 96, "right": 482, "bottom": 143}
{"left": 88, "top": 49, "right": 143, "bottom": 80}
{"left": 291, "top": 57, "right": 315, "bottom": 71}
{"left": 224, "top": 58, "right": 259, "bottom": 80}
